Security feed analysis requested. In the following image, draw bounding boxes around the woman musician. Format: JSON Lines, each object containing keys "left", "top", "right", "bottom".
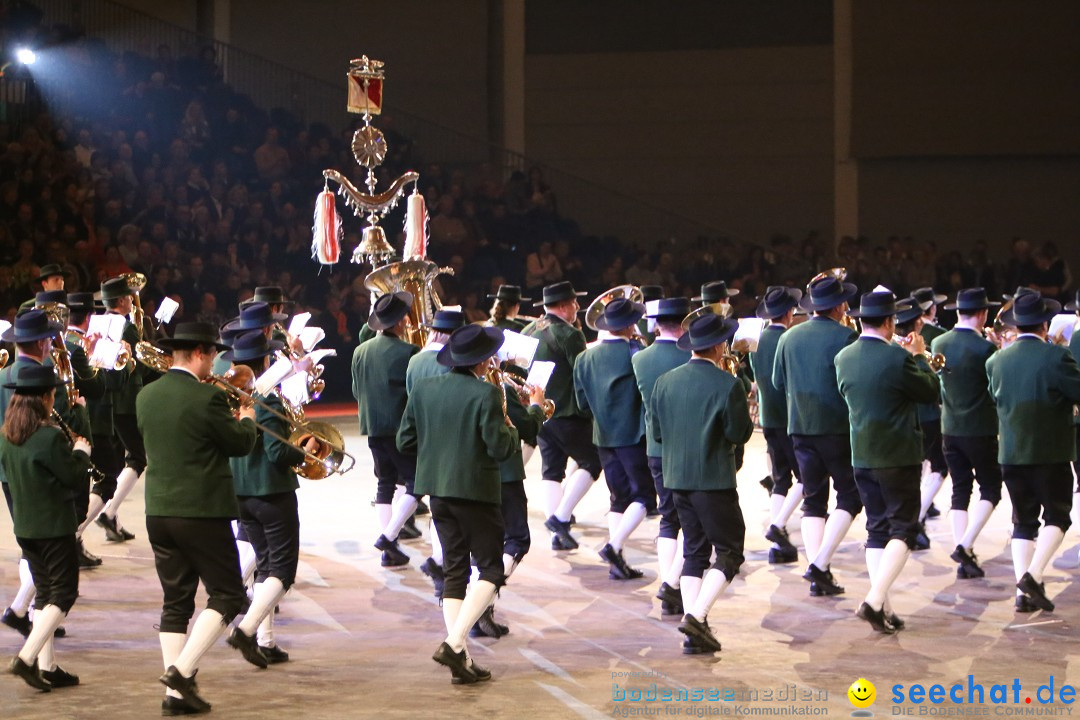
{"left": 2, "top": 365, "right": 93, "bottom": 692}
{"left": 225, "top": 331, "right": 320, "bottom": 667}
{"left": 486, "top": 285, "right": 533, "bottom": 332}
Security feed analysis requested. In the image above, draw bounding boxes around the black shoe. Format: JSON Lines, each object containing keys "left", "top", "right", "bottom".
{"left": 1017, "top": 572, "right": 1055, "bottom": 612}
{"left": 856, "top": 602, "right": 896, "bottom": 634}
{"left": 656, "top": 582, "right": 683, "bottom": 616}
{"left": 551, "top": 535, "right": 567, "bottom": 551}
{"left": 162, "top": 695, "right": 205, "bottom": 716}
{"left": 544, "top": 515, "right": 579, "bottom": 550}
{"left": 806, "top": 564, "right": 844, "bottom": 596}
{"left": 760, "top": 476, "right": 775, "bottom": 493}
{"left": 2, "top": 608, "right": 31, "bottom": 638}
{"left": 1015, "top": 595, "right": 1039, "bottom": 613}
{"left": 77, "top": 540, "right": 103, "bottom": 569}
{"left": 950, "top": 545, "right": 985, "bottom": 579}
{"left": 259, "top": 644, "right": 290, "bottom": 664}
{"left": 887, "top": 611, "right": 906, "bottom": 631}
{"left": 41, "top": 665, "right": 79, "bottom": 687}
{"left": 913, "top": 523, "right": 931, "bottom": 551}
{"left": 9, "top": 656, "right": 51, "bottom": 691}
{"left": 420, "top": 558, "right": 445, "bottom": 599}
{"left": 51, "top": 625, "right": 66, "bottom": 639}
{"left": 765, "top": 524, "right": 797, "bottom": 553}
{"left": 599, "top": 543, "right": 643, "bottom": 580}
{"left": 926, "top": 502, "right": 941, "bottom": 518}
{"left": 160, "top": 666, "right": 211, "bottom": 713}
{"left": 399, "top": 516, "right": 423, "bottom": 540}
{"left": 375, "top": 535, "right": 409, "bottom": 567}
{"left": 432, "top": 642, "right": 478, "bottom": 684}
{"left": 227, "top": 628, "right": 268, "bottom": 668}
{"left": 96, "top": 513, "right": 134, "bottom": 542}
{"left": 677, "top": 614, "right": 722, "bottom": 653}
{"left": 468, "top": 660, "right": 492, "bottom": 682}
{"left": 768, "top": 546, "right": 799, "bottom": 564}
{"left": 681, "top": 636, "right": 706, "bottom": 655}
{"left": 414, "top": 498, "right": 430, "bottom": 516}
{"left": 470, "top": 606, "right": 508, "bottom": 638}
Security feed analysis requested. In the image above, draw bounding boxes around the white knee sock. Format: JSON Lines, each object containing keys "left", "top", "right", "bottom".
{"left": 239, "top": 578, "right": 286, "bottom": 636}
{"left": 607, "top": 512, "right": 622, "bottom": 540}
{"left": 37, "top": 635, "right": 56, "bottom": 672}
{"left": 865, "top": 538, "right": 910, "bottom": 609}
{"left": 666, "top": 536, "right": 684, "bottom": 588}
{"left": 442, "top": 598, "right": 463, "bottom": 635}
{"left": 801, "top": 516, "right": 826, "bottom": 566}
{"left": 236, "top": 540, "right": 257, "bottom": 587}
{"left": 555, "top": 468, "right": 595, "bottom": 522}
{"left": 79, "top": 493, "right": 106, "bottom": 537}
{"left": 950, "top": 509, "right": 968, "bottom": 548}
{"left": 521, "top": 443, "right": 536, "bottom": 468}
{"left": 1011, "top": 539, "right": 1036, "bottom": 596}
{"left": 256, "top": 602, "right": 277, "bottom": 648}
{"left": 679, "top": 575, "right": 703, "bottom": 614}
{"left": 812, "top": 509, "right": 853, "bottom": 569}
{"left": 657, "top": 537, "right": 678, "bottom": 587}
{"left": 447, "top": 580, "right": 498, "bottom": 653}
{"left": 689, "top": 569, "right": 730, "bottom": 622}
{"left": 1028, "top": 526, "right": 1066, "bottom": 582}
{"left": 17, "top": 604, "right": 64, "bottom": 665}
{"left": 104, "top": 467, "right": 140, "bottom": 519}
{"left": 778, "top": 483, "right": 804, "bottom": 527}
{"left": 919, "top": 471, "right": 944, "bottom": 521}
{"left": 374, "top": 503, "right": 392, "bottom": 532}
{"left": 173, "top": 609, "right": 226, "bottom": 677}
{"left": 160, "top": 632, "right": 187, "bottom": 698}
{"left": 384, "top": 494, "right": 419, "bottom": 541}
{"left": 540, "top": 480, "right": 563, "bottom": 518}
{"left": 503, "top": 553, "right": 518, "bottom": 579}
{"left": 961, "top": 500, "right": 995, "bottom": 551}
{"left": 430, "top": 519, "right": 444, "bottom": 565}
{"left": 768, "top": 492, "right": 786, "bottom": 530}
{"left": 12, "top": 559, "right": 35, "bottom": 615}
{"left": 610, "top": 502, "right": 647, "bottom": 552}
{"left": 865, "top": 546, "right": 882, "bottom": 579}
{"left": 1071, "top": 492, "right": 1080, "bottom": 531}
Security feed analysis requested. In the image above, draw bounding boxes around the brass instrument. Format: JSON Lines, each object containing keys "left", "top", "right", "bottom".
{"left": 272, "top": 322, "right": 325, "bottom": 400}
{"left": 121, "top": 272, "right": 148, "bottom": 340}
{"left": 681, "top": 301, "right": 733, "bottom": 332}
{"left": 807, "top": 267, "right": 859, "bottom": 331}
{"left": 501, "top": 371, "right": 555, "bottom": 421}
{"left": 718, "top": 352, "right": 740, "bottom": 377}
{"left": 483, "top": 363, "right": 510, "bottom": 423}
{"left": 894, "top": 334, "right": 947, "bottom": 372}
{"left": 584, "top": 284, "right": 643, "bottom": 332}
{"left": 207, "top": 367, "right": 355, "bottom": 480}
{"left": 0, "top": 348, "right": 7, "bottom": 369}
{"left": 51, "top": 409, "right": 105, "bottom": 483}
{"left": 364, "top": 259, "right": 451, "bottom": 348}
{"left": 135, "top": 340, "right": 173, "bottom": 373}
{"left": 37, "top": 301, "right": 78, "bottom": 403}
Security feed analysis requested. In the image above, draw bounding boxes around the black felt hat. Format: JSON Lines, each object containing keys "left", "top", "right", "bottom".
{"left": 0, "top": 309, "right": 63, "bottom": 342}
{"left": 944, "top": 288, "right": 1001, "bottom": 312}
{"left": 157, "top": 322, "right": 230, "bottom": 352}
{"left": 368, "top": 291, "right": 414, "bottom": 331}
{"left": 541, "top": 281, "right": 587, "bottom": 306}
{"left": 222, "top": 302, "right": 288, "bottom": 339}
{"left": 848, "top": 291, "right": 899, "bottom": 319}
{"left": 755, "top": 286, "right": 803, "bottom": 320}
{"left": 424, "top": 309, "right": 467, "bottom": 332}
{"left": 999, "top": 292, "right": 1060, "bottom": 327}
{"left": 594, "top": 298, "right": 645, "bottom": 332}
{"left": 894, "top": 298, "right": 923, "bottom": 325}
{"left": 2, "top": 364, "right": 63, "bottom": 392}
{"left": 436, "top": 325, "right": 505, "bottom": 367}
{"left": 911, "top": 287, "right": 947, "bottom": 311}
{"left": 676, "top": 313, "right": 738, "bottom": 352}
{"left": 100, "top": 277, "right": 133, "bottom": 301}
{"left": 692, "top": 281, "right": 739, "bottom": 304}
{"left": 240, "top": 286, "right": 295, "bottom": 312}
{"left": 646, "top": 297, "right": 691, "bottom": 320}
{"left": 799, "top": 275, "right": 858, "bottom": 312}
{"left": 221, "top": 330, "right": 285, "bottom": 362}
{"left": 36, "top": 264, "right": 64, "bottom": 282}
{"left": 66, "top": 292, "right": 97, "bottom": 314}
{"left": 487, "top": 285, "right": 531, "bottom": 305}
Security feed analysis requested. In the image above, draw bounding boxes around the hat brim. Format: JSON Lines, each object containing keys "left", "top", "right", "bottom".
{"left": 240, "top": 299, "right": 295, "bottom": 312}
{"left": 542, "top": 291, "right": 587, "bottom": 306}
{"left": 676, "top": 319, "right": 738, "bottom": 352}
{"left": 222, "top": 312, "right": 289, "bottom": 336}
{"left": 36, "top": 272, "right": 64, "bottom": 282}
{"left": 422, "top": 322, "right": 467, "bottom": 332}
{"left": 755, "top": 289, "right": 803, "bottom": 320}
{"left": 999, "top": 300, "right": 1062, "bottom": 328}
{"left": 691, "top": 290, "right": 739, "bottom": 303}
{"left": 486, "top": 294, "right": 532, "bottom": 305}
{"left": 894, "top": 309, "right": 922, "bottom": 325}
{"left": 435, "top": 327, "right": 505, "bottom": 367}
{"left": 0, "top": 320, "right": 64, "bottom": 343}
{"left": 848, "top": 306, "right": 897, "bottom": 319}
{"left": 943, "top": 300, "right": 1001, "bottom": 311}
{"left": 799, "top": 283, "right": 858, "bottom": 312}
{"left": 368, "top": 308, "right": 410, "bottom": 331}
{"left": 220, "top": 339, "right": 286, "bottom": 362}
{"left": 158, "top": 336, "right": 231, "bottom": 352}
{"left": 2, "top": 376, "right": 64, "bottom": 390}
{"left": 594, "top": 303, "right": 645, "bottom": 332}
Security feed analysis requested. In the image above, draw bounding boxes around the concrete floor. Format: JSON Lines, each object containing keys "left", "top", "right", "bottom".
{"left": 2, "top": 417, "right": 1079, "bottom": 719}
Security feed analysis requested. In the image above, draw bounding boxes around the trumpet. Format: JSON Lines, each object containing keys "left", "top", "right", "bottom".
{"left": 893, "top": 333, "right": 947, "bottom": 372}
{"left": 51, "top": 409, "right": 105, "bottom": 483}
{"left": 502, "top": 371, "right": 555, "bottom": 421}
{"left": 207, "top": 366, "right": 355, "bottom": 480}
{"left": 121, "top": 272, "right": 148, "bottom": 340}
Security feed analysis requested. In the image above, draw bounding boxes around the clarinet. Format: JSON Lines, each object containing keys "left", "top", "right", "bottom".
{"left": 50, "top": 410, "right": 106, "bottom": 483}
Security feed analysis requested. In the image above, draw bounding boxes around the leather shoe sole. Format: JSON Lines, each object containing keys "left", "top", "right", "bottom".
{"left": 856, "top": 602, "right": 896, "bottom": 634}
{"left": 678, "top": 615, "right": 722, "bottom": 652}
{"left": 9, "top": 656, "right": 52, "bottom": 691}
{"left": 544, "top": 516, "right": 579, "bottom": 550}
{"left": 162, "top": 696, "right": 206, "bottom": 716}
{"left": 259, "top": 644, "right": 290, "bottom": 664}
{"left": 42, "top": 665, "right": 79, "bottom": 687}
{"left": 227, "top": 628, "right": 268, "bottom": 668}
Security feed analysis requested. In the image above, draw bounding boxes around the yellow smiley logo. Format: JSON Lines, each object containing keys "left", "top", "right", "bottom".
{"left": 848, "top": 678, "right": 876, "bottom": 709}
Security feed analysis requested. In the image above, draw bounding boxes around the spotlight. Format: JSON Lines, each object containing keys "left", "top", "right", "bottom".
{"left": 15, "top": 48, "right": 36, "bottom": 65}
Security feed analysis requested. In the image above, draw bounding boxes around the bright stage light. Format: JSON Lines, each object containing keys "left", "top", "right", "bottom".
{"left": 15, "top": 48, "right": 36, "bottom": 65}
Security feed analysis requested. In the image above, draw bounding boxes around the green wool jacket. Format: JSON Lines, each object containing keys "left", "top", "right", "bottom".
{"left": 748, "top": 324, "right": 788, "bottom": 430}
{"left": 835, "top": 337, "right": 940, "bottom": 469}
{"left": 1070, "top": 328, "right": 1080, "bottom": 427}
{"left": 492, "top": 317, "right": 527, "bottom": 332}
{"left": 931, "top": 327, "right": 998, "bottom": 437}
{"left": 1, "top": 426, "right": 92, "bottom": 538}
{"left": 772, "top": 316, "right": 858, "bottom": 436}
{"left": 231, "top": 392, "right": 305, "bottom": 497}
{"left": 398, "top": 370, "right": 519, "bottom": 504}
{"left": 521, "top": 314, "right": 588, "bottom": 420}
{"left": 632, "top": 339, "right": 690, "bottom": 458}
{"left": 916, "top": 322, "right": 945, "bottom": 424}
{"left": 405, "top": 347, "right": 449, "bottom": 395}
{"left": 351, "top": 332, "right": 419, "bottom": 437}
{"left": 357, "top": 323, "right": 376, "bottom": 345}
{"left": 112, "top": 315, "right": 149, "bottom": 415}
{"left": 649, "top": 359, "right": 753, "bottom": 491}
{"left": 987, "top": 335, "right": 1080, "bottom": 465}
{"left": 573, "top": 339, "right": 646, "bottom": 448}
{"left": 65, "top": 331, "right": 103, "bottom": 438}
{"left": 501, "top": 382, "right": 546, "bottom": 483}
{"left": 0, "top": 356, "right": 78, "bottom": 483}
{"left": 88, "top": 364, "right": 126, "bottom": 437}
{"left": 137, "top": 369, "right": 258, "bottom": 517}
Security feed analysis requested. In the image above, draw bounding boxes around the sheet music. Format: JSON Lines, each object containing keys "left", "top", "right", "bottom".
{"left": 279, "top": 372, "right": 310, "bottom": 408}
{"left": 298, "top": 326, "right": 325, "bottom": 353}
{"left": 254, "top": 357, "right": 295, "bottom": 396}
{"left": 88, "top": 314, "right": 127, "bottom": 341}
{"left": 89, "top": 338, "right": 124, "bottom": 369}
{"left": 288, "top": 312, "right": 311, "bottom": 338}
{"left": 1050, "top": 313, "right": 1077, "bottom": 344}
{"left": 155, "top": 297, "right": 179, "bottom": 324}
{"left": 734, "top": 318, "right": 766, "bottom": 352}
{"left": 525, "top": 360, "right": 555, "bottom": 391}
{"left": 497, "top": 330, "right": 539, "bottom": 368}
{"left": 0, "top": 320, "right": 9, "bottom": 338}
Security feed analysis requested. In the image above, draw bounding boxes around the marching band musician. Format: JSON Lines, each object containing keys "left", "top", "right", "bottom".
{"left": 398, "top": 324, "right": 520, "bottom": 684}
{"left": 3, "top": 365, "right": 93, "bottom": 692}
{"left": 986, "top": 291, "right": 1080, "bottom": 613}
{"left": 1066, "top": 290, "right": 1080, "bottom": 529}
{"left": 17, "top": 264, "right": 66, "bottom": 311}
{"left": 632, "top": 297, "right": 692, "bottom": 617}
{"left": 137, "top": 322, "right": 258, "bottom": 715}
{"left": 835, "top": 291, "right": 940, "bottom": 634}
{"left": 487, "top": 284, "right": 532, "bottom": 332}
{"left": 649, "top": 314, "right": 752, "bottom": 655}
{"left": 909, "top": 287, "right": 951, "bottom": 542}
{"left": 226, "top": 331, "right": 319, "bottom": 667}
{"left": 636, "top": 285, "right": 665, "bottom": 346}
{"left": 94, "top": 277, "right": 149, "bottom": 544}
{"left": 930, "top": 288, "right": 1003, "bottom": 579}
{"left": 572, "top": 298, "right": 652, "bottom": 580}
{"left": 749, "top": 286, "right": 804, "bottom": 565}
{"left": 351, "top": 291, "right": 421, "bottom": 567}
{"left": 0, "top": 310, "right": 82, "bottom": 640}
{"left": 772, "top": 275, "right": 861, "bottom": 596}
{"left": 521, "top": 281, "right": 603, "bottom": 551}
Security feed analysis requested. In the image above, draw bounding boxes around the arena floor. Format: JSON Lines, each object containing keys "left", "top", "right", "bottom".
{"left": 1, "top": 416, "right": 1078, "bottom": 719}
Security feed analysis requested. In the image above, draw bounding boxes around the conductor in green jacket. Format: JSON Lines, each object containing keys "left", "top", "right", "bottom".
{"left": 351, "top": 291, "right": 421, "bottom": 567}
{"left": 137, "top": 322, "right": 258, "bottom": 715}
{"left": 987, "top": 291, "right": 1080, "bottom": 614}
{"left": 649, "top": 314, "right": 753, "bottom": 655}
{"left": 398, "top": 324, "right": 519, "bottom": 685}
{"left": 836, "top": 291, "right": 940, "bottom": 634}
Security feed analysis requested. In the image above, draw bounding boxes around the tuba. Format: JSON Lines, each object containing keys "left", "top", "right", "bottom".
{"left": 121, "top": 272, "right": 148, "bottom": 340}
{"left": 808, "top": 267, "right": 859, "bottom": 331}
{"left": 584, "top": 285, "right": 643, "bottom": 332}
{"left": 364, "top": 259, "right": 450, "bottom": 347}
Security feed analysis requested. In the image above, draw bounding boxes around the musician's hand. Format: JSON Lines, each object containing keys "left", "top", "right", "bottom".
{"left": 238, "top": 404, "right": 256, "bottom": 422}
{"left": 85, "top": 332, "right": 101, "bottom": 355}
{"left": 903, "top": 332, "right": 926, "bottom": 356}
{"left": 75, "top": 395, "right": 87, "bottom": 407}
{"left": 289, "top": 336, "right": 305, "bottom": 354}
{"left": 303, "top": 437, "right": 321, "bottom": 453}
{"left": 73, "top": 437, "right": 92, "bottom": 455}
{"left": 528, "top": 385, "right": 546, "bottom": 406}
